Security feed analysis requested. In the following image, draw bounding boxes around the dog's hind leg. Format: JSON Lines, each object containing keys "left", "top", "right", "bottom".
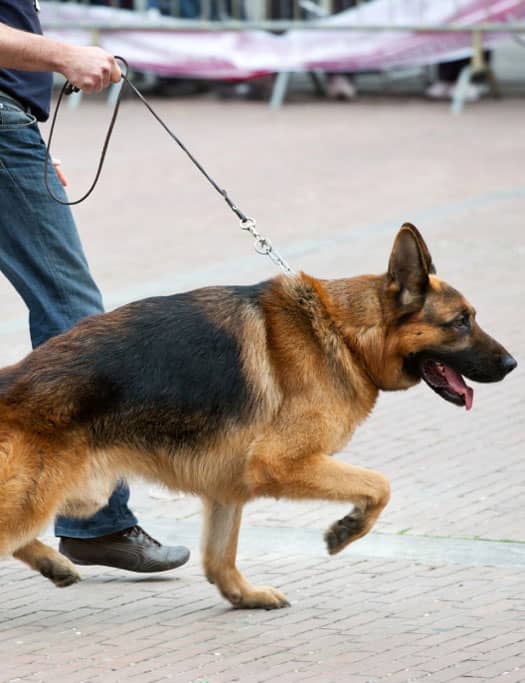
{"left": 14, "top": 539, "right": 80, "bottom": 587}
{"left": 0, "top": 429, "right": 83, "bottom": 586}
{"left": 247, "top": 452, "right": 390, "bottom": 556}
{"left": 202, "top": 499, "right": 289, "bottom": 610}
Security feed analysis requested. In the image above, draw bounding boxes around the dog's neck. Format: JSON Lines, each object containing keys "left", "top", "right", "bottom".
{"left": 263, "top": 274, "right": 382, "bottom": 410}
{"left": 321, "top": 274, "right": 392, "bottom": 390}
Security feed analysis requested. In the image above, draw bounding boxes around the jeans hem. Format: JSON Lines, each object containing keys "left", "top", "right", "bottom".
{"left": 55, "top": 514, "right": 139, "bottom": 539}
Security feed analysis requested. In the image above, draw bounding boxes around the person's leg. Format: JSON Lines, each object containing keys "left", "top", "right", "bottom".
{"left": 437, "top": 54, "right": 492, "bottom": 104}
{"left": 55, "top": 485, "right": 137, "bottom": 539}
{"left": 0, "top": 118, "right": 102, "bottom": 347}
{"left": 0, "top": 97, "right": 188, "bottom": 570}
{"left": 438, "top": 58, "right": 470, "bottom": 84}
{"left": 0, "top": 97, "right": 137, "bottom": 539}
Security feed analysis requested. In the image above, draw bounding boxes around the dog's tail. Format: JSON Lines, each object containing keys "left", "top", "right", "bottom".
{"left": 0, "top": 353, "right": 101, "bottom": 431}
{"left": 0, "top": 428, "right": 58, "bottom": 557}
{"left": 0, "top": 365, "right": 56, "bottom": 548}
{"left": 0, "top": 362, "right": 26, "bottom": 423}
{"left": 0, "top": 362, "right": 21, "bottom": 392}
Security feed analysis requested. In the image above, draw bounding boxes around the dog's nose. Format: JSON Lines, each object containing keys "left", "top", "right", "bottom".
{"left": 500, "top": 354, "right": 517, "bottom": 376}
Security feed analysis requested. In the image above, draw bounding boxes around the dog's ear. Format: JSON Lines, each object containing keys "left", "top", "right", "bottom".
{"left": 387, "top": 223, "right": 435, "bottom": 310}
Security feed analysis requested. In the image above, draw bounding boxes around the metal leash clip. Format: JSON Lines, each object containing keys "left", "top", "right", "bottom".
{"left": 255, "top": 236, "right": 272, "bottom": 255}
{"left": 241, "top": 218, "right": 296, "bottom": 276}
{"left": 241, "top": 218, "right": 271, "bottom": 254}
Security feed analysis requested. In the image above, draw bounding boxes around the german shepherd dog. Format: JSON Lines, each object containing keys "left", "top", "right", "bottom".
{"left": 0, "top": 224, "right": 516, "bottom": 609}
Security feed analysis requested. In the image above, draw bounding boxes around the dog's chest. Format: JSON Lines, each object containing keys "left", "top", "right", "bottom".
{"left": 287, "top": 389, "right": 373, "bottom": 458}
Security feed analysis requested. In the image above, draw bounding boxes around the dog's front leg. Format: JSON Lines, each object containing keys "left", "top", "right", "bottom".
{"left": 202, "top": 499, "right": 289, "bottom": 610}
{"left": 247, "top": 452, "right": 391, "bottom": 555}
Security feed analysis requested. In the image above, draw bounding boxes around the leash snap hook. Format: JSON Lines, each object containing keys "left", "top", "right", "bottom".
{"left": 254, "top": 236, "right": 272, "bottom": 255}
{"left": 240, "top": 217, "right": 271, "bottom": 253}
{"left": 239, "top": 217, "right": 294, "bottom": 274}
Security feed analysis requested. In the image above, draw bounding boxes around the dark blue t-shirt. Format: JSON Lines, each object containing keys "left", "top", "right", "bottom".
{"left": 0, "top": 0, "right": 53, "bottom": 121}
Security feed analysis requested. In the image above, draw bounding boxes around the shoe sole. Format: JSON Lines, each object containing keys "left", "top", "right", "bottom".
{"left": 59, "top": 545, "right": 191, "bottom": 572}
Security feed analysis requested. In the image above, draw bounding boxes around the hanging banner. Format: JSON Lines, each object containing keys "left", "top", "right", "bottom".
{"left": 40, "top": 0, "right": 525, "bottom": 79}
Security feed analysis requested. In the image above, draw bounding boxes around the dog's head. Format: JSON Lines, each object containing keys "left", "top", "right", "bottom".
{"left": 359, "top": 224, "right": 516, "bottom": 409}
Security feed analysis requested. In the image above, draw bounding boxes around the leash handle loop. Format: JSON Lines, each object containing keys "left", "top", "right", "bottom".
{"left": 45, "top": 57, "right": 129, "bottom": 206}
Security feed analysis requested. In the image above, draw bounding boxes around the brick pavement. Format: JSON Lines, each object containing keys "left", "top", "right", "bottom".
{"left": 0, "top": 94, "right": 523, "bottom": 681}
{"left": 1, "top": 546, "right": 523, "bottom": 682}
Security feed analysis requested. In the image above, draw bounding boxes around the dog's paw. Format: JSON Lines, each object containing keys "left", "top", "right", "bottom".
{"left": 324, "top": 508, "right": 366, "bottom": 555}
{"left": 39, "top": 558, "right": 81, "bottom": 588}
{"left": 235, "top": 586, "right": 290, "bottom": 609}
{"left": 230, "top": 585, "right": 290, "bottom": 610}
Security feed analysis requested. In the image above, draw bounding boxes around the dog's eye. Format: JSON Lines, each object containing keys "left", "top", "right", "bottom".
{"left": 453, "top": 312, "right": 471, "bottom": 330}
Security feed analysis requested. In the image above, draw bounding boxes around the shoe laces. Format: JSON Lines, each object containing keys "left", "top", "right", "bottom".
{"left": 123, "top": 525, "right": 161, "bottom": 547}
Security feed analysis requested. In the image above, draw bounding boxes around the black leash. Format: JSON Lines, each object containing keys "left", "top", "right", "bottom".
{"left": 45, "top": 56, "right": 247, "bottom": 219}
{"left": 44, "top": 56, "right": 295, "bottom": 275}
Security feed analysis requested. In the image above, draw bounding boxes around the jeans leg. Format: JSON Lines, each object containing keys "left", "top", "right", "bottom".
{"left": 0, "top": 108, "right": 137, "bottom": 538}
{"left": 55, "top": 482, "right": 137, "bottom": 539}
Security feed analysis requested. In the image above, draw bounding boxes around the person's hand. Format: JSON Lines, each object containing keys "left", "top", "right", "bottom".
{"left": 52, "top": 159, "right": 67, "bottom": 187}
{"left": 61, "top": 46, "right": 121, "bottom": 93}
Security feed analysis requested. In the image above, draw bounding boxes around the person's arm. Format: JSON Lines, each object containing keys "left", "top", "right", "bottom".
{"left": 0, "top": 22, "right": 121, "bottom": 93}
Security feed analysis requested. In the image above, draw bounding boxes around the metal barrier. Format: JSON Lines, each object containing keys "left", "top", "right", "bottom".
{"left": 51, "top": 1, "right": 358, "bottom": 20}
{"left": 47, "top": 0, "right": 525, "bottom": 25}
{"left": 42, "top": 1, "right": 525, "bottom": 111}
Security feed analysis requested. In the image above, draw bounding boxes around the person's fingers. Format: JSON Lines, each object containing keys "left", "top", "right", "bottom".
{"left": 93, "top": 76, "right": 104, "bottom": 93}
{"left": 110, "top": 58, "right": 122, "bottom": 84}
{"left": 102, "top": 66, "right": 111, "bottom": 90}
{"left": 56, "top": 167, "right": 68, "bottom": 187}
{"left": 74, "top": 73, "right": 96, "bottom": 93}
{"left": 86, "top": 72, "right": 104, "bottom": 93}
{"left": 53, "top": 161, "right": 68, "bottom": 187}
{"left": 63, "top": 48, "right": 121, "bottom": 92}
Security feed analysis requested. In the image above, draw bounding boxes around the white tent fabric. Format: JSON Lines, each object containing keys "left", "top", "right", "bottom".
{"left": 40, "top": 0, "right": 525, "bottom": 79}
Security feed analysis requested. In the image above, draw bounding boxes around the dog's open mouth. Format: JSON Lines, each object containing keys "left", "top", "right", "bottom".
{"left": 421, "top": 360, "right": 474, "bottom": 411}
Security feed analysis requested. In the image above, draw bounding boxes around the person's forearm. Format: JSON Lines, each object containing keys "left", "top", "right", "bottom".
{"left": 0, "top": 23, "right": 120, "bottom": 93}
{"left": 0, "top": 22, "right": 71, "bottom": 74}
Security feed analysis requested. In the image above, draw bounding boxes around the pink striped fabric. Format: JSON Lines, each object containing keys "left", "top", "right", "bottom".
{"left": 41, "top": 0, "right": 525, "bottom": 79}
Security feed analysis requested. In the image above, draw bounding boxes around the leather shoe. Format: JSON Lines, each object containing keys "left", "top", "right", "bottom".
{"left": 59, "top": 525, "right": 190, "bottom": 573}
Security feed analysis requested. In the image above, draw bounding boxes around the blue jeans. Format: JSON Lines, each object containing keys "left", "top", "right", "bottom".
{"left": 0, "top": 92, "right": 137, "bottom": 538}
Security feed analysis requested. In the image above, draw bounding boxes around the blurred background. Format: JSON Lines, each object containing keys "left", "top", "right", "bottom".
{"left": 40, "top": 0, "right": 525, "bottom": 107}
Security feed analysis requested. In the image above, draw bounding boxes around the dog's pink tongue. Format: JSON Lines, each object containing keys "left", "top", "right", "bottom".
{"left": 443, "top": 366, "right": 474, "bottom": 411}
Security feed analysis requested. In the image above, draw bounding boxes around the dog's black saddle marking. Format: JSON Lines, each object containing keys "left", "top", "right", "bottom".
{"left": 82, "top": 289, "right": 257, "bottom": 450}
